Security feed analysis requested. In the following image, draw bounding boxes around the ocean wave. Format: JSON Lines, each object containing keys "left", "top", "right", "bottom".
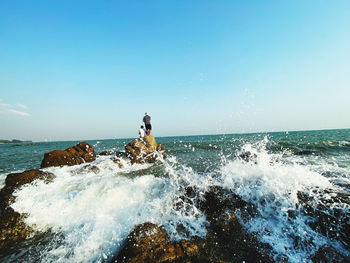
{"left": 3, "top": 135, "right": 350, "bottom": 262}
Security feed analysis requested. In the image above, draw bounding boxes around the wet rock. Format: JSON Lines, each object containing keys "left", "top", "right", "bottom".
{"left": 297, "top": 189, "right": 350, "bottom": 250}
{"left": 237, "top": 151, "right": 258, "bottom": 163}
{"left": 0, "top": 211, "right": 33, "bottom": 251}
{"left": 198, "top": 186, "right": 273, "bottom": 263}
{"left": 114, "top": 186, "right": 273, "bottom": 263}
{"left": 99, "top": 151, "right": 112, "bottom": 156}
{"left": 0, "top": 169, "right": 55, "bottom": 250}
{"left": 113, "top": 157, "right": 131, "bottom": 168}
{"left": 311, "top": 245, "right": 350, "bottom": 263}
{"left": 199, "top": 186, "right": 247, "bottom": 221}
{"left": 73, "top": 165, "right": 100, "bottom": 175}
{"left": 125, "top": 136, "right": 166, "bottom": 164}
{"left": 0, "top": 169, "right": 54, "bottom": 213}
{"left": 41, "top": 142, "right": 96, "bottom": 168}
{"left": 116, "top": 151, "right": 128, "bottom": 158}
{"left": 113, "top": 222, "right": 167, "bottom": 263}
{"left": 113, "top": 223, "right": 224, "bottom": 263}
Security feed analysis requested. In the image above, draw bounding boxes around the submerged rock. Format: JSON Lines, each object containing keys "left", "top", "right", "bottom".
{"left": 237, "top": 151, "right": 258, "bottom": 163}
{"left": 99, "top": 150, "right": 112, "bottom": 156}
{"left": 311, "top": 245, "right": 350, "bottom": 263}
{"left": 40, "top": 142, "right": 96, "bottom": 168}
{"left": 295, "top": 150, "right": 316, "bottom": 156}
{"left": 297, "top": 189, "right": 350, "bottom": 251}
{"left": 125, "top": 136, "right": 166, "bottom": 163}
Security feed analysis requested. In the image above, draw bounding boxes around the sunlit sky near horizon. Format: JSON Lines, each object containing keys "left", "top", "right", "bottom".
{"left": 1, "top": 0, "right": 350, "bottom": 141}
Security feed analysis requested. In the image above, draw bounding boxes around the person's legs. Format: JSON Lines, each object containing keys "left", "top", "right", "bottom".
{"left": 145, "top": 124, "right": 152, "bottom": 136}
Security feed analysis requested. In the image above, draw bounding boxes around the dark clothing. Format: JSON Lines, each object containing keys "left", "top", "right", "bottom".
{"left": 143, "top": 115, "right": 151, "bottom": 125}
{"left": 145, "top": 124, "right": 152, "bottom": 130}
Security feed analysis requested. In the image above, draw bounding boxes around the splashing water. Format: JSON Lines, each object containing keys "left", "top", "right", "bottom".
{"left": 218, "top": 138, "right": 349, "bottom": 262}
{"left": 1, "top": 129, "right": 349, "bottom": 262}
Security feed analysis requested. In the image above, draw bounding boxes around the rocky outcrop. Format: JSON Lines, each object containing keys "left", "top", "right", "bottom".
{"left": 41, "top": 142, "right": 96, "bottom": 168}
{"left": 125, "top": 136, "right": 165, "bottom": 163}
{"left": 198, "top": 186, "right": 273, "bottom": 263}
{"left": 0, "top": 169, "right": 54, "bottom": 250}
{"left": 0, "top": 211, "right": 33, "bottom": 250}
{"left": 0, "top": 169, "right": 54, "bottom": 213}
{"left": 113, "top": 223, "right": 224, "bottom": 263}
{"left": 113, "top": 186, "right": 273, "bottom": 263}
{"left": 297, "top": 189, "right": 350, "bottom": 251}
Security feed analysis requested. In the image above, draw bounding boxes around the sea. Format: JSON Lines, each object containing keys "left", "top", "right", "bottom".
{"left": 0, "top": 129, "right": 349, "bottom": 262}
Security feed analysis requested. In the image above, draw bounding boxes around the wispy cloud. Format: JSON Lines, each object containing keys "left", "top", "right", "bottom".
{"left": 8, "top": 109, "right": 31, "bottom": 117}
{"left": 17, "top": 103, "right": 28, "bottom": 110}
{"left": 0, "top": 101, "right": 31, "bottom": 116}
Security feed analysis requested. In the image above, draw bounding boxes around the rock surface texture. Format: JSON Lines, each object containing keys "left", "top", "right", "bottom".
{"left": 113, "top": 223, "right": 224, "bottom": 263}
{"left": 125, "top": 136, "right": 166, "bottom": 163}
{"left": 0, "top": 169, "right": 54, "bottom": 213}
{"left": 113, "top": 186, "right": 273, "bottom": 263}
{"left": 41, "top": 142, "right": 96, "bottom": 168}
{"left": 0, "top": 169, "right": 54, "bottom": 251}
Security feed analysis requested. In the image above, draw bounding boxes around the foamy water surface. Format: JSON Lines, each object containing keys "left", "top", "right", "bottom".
{"left": 1, "top": 129, "right": 349, "bottom": 262}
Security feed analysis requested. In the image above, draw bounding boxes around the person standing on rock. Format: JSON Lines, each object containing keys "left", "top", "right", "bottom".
{"left": 143, "top": 112, "right": 151, "bottom": 136}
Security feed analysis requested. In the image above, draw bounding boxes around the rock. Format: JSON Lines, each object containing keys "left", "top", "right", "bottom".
{"left": 125, "top": 136, "right": 166, "bottom": 163}
{"left": 237, "top": 151, "right": 258, "bottom": 163}
{"left": 99, "top": 151, "right": 112, "bottom": 156}
{"left": 40, "top": 142, "right": 96, "bottom": 168}
{"left": 311, "top": 245, "right": 350, "bottom": 263}
{"left": 297, "top": 189, "right": 350, "bottom": 251}
{"left": 113, "top": 222, "right": 168, "bottom": 263}
{"left": 0, "top": 169, "right": 54, "bottom": 213}
{"left": 0, "top": 211, "right": 33, "bottom": 250}
{"left": 116, "top": 151, "right": 128, "bottom": 158}
{"left": 112, "top": 186, "right": 274, "bottom": 263}
{"left": 198, "top": 186, "right": 273, "bottom": 263}
{"left": 0, "top": 169, "right": 54, "bottom": 250}
{"left": 113, "top": 157, "right": 131, "bottom": 168}
{"left": 112, "top": 222, "right": 223, "bottom": 263}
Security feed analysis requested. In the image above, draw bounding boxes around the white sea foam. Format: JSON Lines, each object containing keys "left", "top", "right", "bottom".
{"left": 10, "top": 156, "right": 208, "bottom": 262}
{"left": 217, "top": 139, "right": 346, "bottom": 262}
{"left": 7, "top": 138, "right": 350, "bottom": 262}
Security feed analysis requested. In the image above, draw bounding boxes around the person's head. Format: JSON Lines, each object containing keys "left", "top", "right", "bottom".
{"left": 145, "top": 112, "right": 148, "bottom": 115}
{"left": 141, "top": 125, "right": 144, "bottom": 128}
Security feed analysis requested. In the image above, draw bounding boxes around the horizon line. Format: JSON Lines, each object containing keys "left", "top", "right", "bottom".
{"left": 11, "top": 127, "right": 350, "bottom": 143}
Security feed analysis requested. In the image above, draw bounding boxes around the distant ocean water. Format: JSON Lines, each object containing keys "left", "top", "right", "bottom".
{"left": 0, "top": 129, "right": 349, "bottom": 262}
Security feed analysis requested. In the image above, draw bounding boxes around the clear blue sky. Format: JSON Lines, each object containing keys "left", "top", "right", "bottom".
{"left": 1, "top": 0, "right": 349, "bottom": 141}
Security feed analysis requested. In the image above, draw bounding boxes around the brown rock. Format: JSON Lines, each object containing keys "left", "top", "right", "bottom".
{"left": 125, "top": 136, "right": 166, "bottom": 163}
{"left": 114, "top": 222, "right": 168, "bottom": 263}
{"left": 40, "top": 142, "right": 96, "bottom": 168}
{"left": 112, "top": 222, "right": 226, "bottom": 263}
{"left": 99, "top": 151, "right": 112, "bottom": 156}
{"left": 180, "top": 240, "right": 199, "bottom": 257}
{"left": 0, "top": 169, "right": 54, "bottom": 250}
{"left": 198, "top": 186, "right": 273, "bottom": 263}
{"left": 0, "top": 211, "right": 33, "bottom": 249}
{"left": 0, "top": 169, "right": 54, "bottom": 212}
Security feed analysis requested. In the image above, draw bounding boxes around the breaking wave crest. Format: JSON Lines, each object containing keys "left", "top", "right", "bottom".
{"left": 5, "top": 136, "right": 350, "bottom": 262}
